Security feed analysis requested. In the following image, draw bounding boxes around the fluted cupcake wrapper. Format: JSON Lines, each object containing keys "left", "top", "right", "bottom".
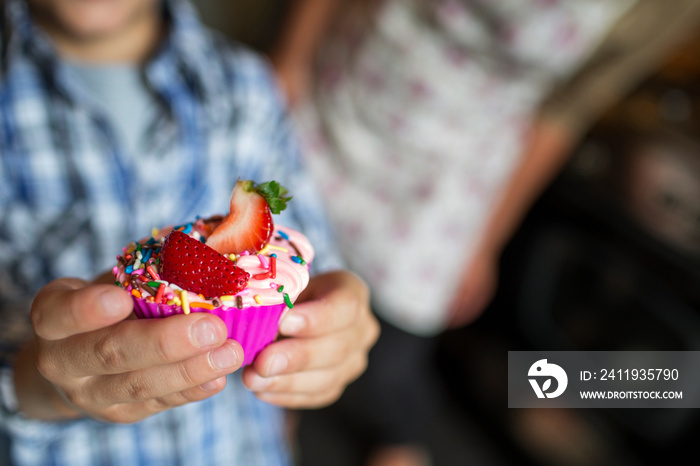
{"left": 132, "top": 297, "right": 287, "bottom": 366}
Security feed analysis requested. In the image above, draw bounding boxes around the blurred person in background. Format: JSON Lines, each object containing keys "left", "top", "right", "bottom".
{"left": 271, "top": 0, "right": 700, "bottom": 465}
{"left": 0, "top": 0, "right": 379, "bottom": 464}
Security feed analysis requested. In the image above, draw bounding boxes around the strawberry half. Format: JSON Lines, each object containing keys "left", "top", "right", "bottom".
{"left": 206, "top": 180, "right": 292, "bottom": 255}
{"left": 160, "top": 230, "right": 250, "bottom": 298}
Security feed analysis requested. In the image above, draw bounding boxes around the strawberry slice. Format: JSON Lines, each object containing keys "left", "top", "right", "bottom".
{"left": 160, "top": 230, "right": 250, "bottom": 298}
{"left": 206, "top": 180, "right": 292, "bottom": 255}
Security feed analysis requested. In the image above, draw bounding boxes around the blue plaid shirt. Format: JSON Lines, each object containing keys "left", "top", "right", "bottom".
{"left": 0, "top": 0, "right": 342, "bottom": 464}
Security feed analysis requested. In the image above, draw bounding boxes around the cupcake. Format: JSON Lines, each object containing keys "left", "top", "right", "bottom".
{"left": 113, "top": 180, "right": 314, "bottom": 365}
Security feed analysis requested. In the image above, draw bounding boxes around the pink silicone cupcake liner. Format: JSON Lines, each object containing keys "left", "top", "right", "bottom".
{"left": 132, "top": 297, "right": 287, "bottom": 365}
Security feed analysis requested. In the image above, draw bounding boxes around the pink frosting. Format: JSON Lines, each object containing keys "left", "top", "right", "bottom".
{"left": 114, "top": 223, "right": 314, "bottom": 311}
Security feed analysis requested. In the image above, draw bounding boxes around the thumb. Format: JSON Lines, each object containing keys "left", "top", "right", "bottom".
{"left": 31, "top": 278, "right": 133, "bottom": 340}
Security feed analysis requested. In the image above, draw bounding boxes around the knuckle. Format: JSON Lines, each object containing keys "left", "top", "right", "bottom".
{"left": 94, "top": 334, "right": 126, "bottom": 372}
{"left": 176, "top": 362, "right": 197, "bottom": 387}
{"left": 63, "top": 388, "right": 89, "bottom": 411}
{"left": 148, "top": 396, "right": 175, "bottom": 413}
{"left": 147, "top": 390, "right": 198, "bottom": 414}
{"left": 153, "top": 332, "right": 174, "bottom": 363}
{"left": 123, "top": 374, "right": 152, "bottom": 401}
{"left": 102, "top": 406, "right": 139, "bottom": 424}
{"left": 178, "top": 387, "right": 205, "bottom": 403}
{"left": 35, "top": 350, "right": 60, "bottom": 381}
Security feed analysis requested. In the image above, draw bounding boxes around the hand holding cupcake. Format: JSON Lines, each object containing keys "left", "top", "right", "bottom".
{"left": 19, "top": 181, "right": 377, "bottom": 424}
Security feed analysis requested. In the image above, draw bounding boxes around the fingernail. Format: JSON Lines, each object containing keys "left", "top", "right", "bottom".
{"left": 99, "top": 290, "right": 128, "bottom": 318}
{"left": 200, "top": 379, "right": 219, "bottom": 391}
{"left": 211, "top": 344, "right": 239, "bottom": 370}
{"left": 192, "top": 320, "right": 220, "bottom": 348}
{"left": 279, "top": 313, "right": 305, "bottom": 334}
{"left": 266, "top": 353, "right": 288, "bottom": 376}
{"left": 199, "top": 375, "right": 226, "bottom": 392}
{"left": 246, "top": 374, "right": 272, "bottom": 390}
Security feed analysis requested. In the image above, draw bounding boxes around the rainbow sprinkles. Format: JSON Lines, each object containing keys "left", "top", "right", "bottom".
{"left": 114, "top": 219, "right": 314, "bottom": 315}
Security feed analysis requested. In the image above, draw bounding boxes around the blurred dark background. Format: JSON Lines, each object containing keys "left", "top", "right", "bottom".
{"left": 194, "top": 1, "right": 700, "bottom": 464}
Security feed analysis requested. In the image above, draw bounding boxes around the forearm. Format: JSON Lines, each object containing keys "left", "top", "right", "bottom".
{"left": 479, "top": 118, "right": 574, "bottom": 255}
{"left": 271, "top": 0, "right": 343, "bottom": 66}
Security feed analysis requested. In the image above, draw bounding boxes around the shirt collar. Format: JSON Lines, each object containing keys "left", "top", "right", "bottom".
{"left": 150, "top": 0, "right": 218, "bottom": 91}
{"left": 4, "top": 0, "right": 55, "bottom": 71}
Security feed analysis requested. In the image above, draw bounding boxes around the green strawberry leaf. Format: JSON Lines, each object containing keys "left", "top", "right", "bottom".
{"left": 252, "top": 180, "right": 293, "bottom": 214}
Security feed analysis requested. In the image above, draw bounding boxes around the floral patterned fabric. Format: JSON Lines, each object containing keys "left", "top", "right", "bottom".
{"left": 298, "top": 0, "right": 634, "bottom": 334}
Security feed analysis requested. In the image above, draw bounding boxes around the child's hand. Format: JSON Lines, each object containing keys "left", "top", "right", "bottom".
{"left": 15, "top": 278, "right": 243, "bottom": 423}
{"left": 242, "top": 271, "right": 379, "bottom": 408}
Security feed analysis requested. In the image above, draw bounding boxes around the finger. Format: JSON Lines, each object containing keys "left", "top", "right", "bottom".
{"left": 32, "top": 279, "right": 133, "bottom": 340}
{"left": 147, "top": 375, "right": 228, "bottom": 409}
{"left": 254, "top": 390, "right": 343, "bottom": 409}
{"left": 97, "top": 376, "right": 228, "bottom": 424}
{"left": 249, "top": 328, "right": 359, "bottom": 377}
{"left": 242, "top": 353, "right": 367, "bottom": 397}
{"left": 243, "top": 368, "right": 336, "bottom": 398}
{"left": 86, "top": 341, "right": 242, "bottom": 405}
{"left": 279, "top": 296, "right": 360, "bottom": 338}
{"left": 41, "top": 313, "right": 229, "bottom": 377}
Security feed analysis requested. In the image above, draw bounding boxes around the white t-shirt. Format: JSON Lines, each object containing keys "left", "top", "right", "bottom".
{"left": 67, "top": 62, "right": 158, "bottom": 157}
